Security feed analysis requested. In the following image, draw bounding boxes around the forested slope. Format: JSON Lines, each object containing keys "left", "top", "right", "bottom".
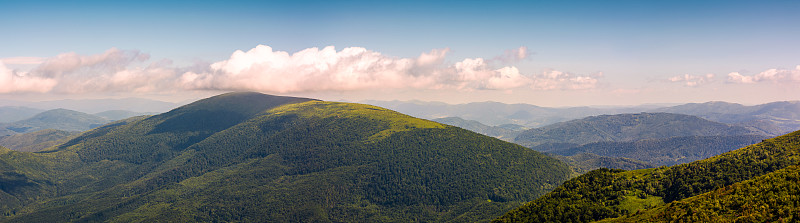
{"left": 0, "top": 92, "right": 571, "bottom": 222}
{"left": 603, "top": 164, "right": 800, "bottom": 222}
{"left": 496, "top": 129, "right": 800, "bottom": 223}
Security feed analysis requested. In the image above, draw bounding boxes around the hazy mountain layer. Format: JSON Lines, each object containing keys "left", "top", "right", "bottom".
{"left": 432, "top": 117, "right": 523, "bottom": 141}
{"left": 548, "top": 135, "right": 768, "bottom": 167}
{"left": 0, "top": 109, "right": 109, "bottom": 136}
{"left": 515, "top": 112, "right": 765, "bottom": 148}
{"left": 654, "top": 101, "right": 800, "bottom": 135}
{"left": 0, "top": 107, "right": 43, "bottom": 123}
{"left": 365, "top": 100, "right": 656, "bottom": 128}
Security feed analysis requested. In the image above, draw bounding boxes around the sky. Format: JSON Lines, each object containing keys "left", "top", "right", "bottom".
{"left": 1, "top": 0, "right": 799, "bottom": 107}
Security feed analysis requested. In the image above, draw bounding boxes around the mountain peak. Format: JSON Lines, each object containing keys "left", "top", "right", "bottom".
{"left": 150, "top": 92, "right": 317, "bottom": 134}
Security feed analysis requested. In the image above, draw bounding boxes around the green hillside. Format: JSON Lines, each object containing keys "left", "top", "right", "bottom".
{"left": 495, "top": 129, "right": 800, "bottom": 223}
{"left": 0, "top": 92, "right": 571, "bottom": 222}
{"left": 603, "top": 164, "right": 800, "bottom": 222}
{"left": 0, "top": 129, "right": 79, "bottom": 152}
{"left": 550, "top": 153, "right": 656, "bottom": 175}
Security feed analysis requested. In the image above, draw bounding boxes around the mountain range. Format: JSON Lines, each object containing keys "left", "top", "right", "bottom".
{"left": 0, "top": 92, "right": 571, "bottom": 222}
{"left": 0, "top": 98, "right": 180, "bottom": 114}
{"left": 0, "top": 94, "right": 797, "bottom": 222}
{"left": 432, "top": 116, "right": 524, "bottom": 141}
{"left": 0, "top": 108, "right": 155, "bottom": 137}
{"left": 514, "top": 112, "right": 766, "bottom": 148}
{"left": 366, "top": 100, "right": 800, "bottom": 135}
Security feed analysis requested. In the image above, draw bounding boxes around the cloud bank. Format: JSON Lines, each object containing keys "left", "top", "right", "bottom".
{"left": 0, "top": 45, "right": 600, "bottom": 94}
{"left": 727, "top": 65, "right": 800, "bottom": 84}
{"left": 182, "top": 45, "right": 598, "bottom": 92}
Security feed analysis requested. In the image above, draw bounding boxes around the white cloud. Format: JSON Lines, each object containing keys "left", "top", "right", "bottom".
{"left": 0, "top": 61, "right": 58, "bottom": 93}
{"left": 0, "top": 45, "right": 600, "bottom": 94}
{"left": 8, "top": 48, "right": 178, "bottom": 94}
{"left": 530, "top": 69, "right": 600, "bottom": 90}
{"left": 727, "top": 65, "right": 800, "bottom": 84}
{"left": 668, "top": 73, "right": 715, "bottom": 87}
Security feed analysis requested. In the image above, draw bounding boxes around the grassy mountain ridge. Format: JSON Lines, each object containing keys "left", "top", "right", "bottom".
{"left": 495, "top": 129, "right": 800, "bottom": 222}
{"left": 0, "top": 92, "right": 571, "bottom": 222}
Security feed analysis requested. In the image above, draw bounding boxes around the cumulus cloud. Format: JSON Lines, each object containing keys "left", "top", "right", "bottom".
{"left": 727, "top": 66, "right": 800, "bottom": 84}
{"left": 0, "top": 45, "right": 600, "bottom": 94}
{"left": 182, "top": 45, "right": 598, "bottom": 93}
{"left": 668, "top": 73, "right": 715, "bottom": 87}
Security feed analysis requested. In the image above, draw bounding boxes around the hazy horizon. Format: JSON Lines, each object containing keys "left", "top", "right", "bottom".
{"left": 2, "top": 0, "right": 799, "bottom": 107}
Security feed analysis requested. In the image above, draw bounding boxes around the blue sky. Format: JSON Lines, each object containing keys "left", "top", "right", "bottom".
{"left": 2, "top": 0, "right": 800, "bottom": 106}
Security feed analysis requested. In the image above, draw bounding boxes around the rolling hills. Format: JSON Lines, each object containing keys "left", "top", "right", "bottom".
{"left": 513, "top": 113, "right": 770, "bottom": 169}
{"left": 0, "top": 129, "right": 79, "bottom": 152}
{"left": 495, "top": 128, "right": 800, "bottom": 222}
{"left": 550, "top": 135, "right": 769, "bottom": 166}
{"left": 432, "top": 117, "right": 523, "bottom": 141}
{"left": 514, "top": 112, "right": 766, "bottom": 148}
{"left": 0, "top": 92, "right": 571, "bottom": 222}
{"left": 655, "top": 101, "right": 800, "bottom": 135}
{"left": 0, "top": 109, "right": 108, "bottom": 136}
{"left": 0, "top": 107, "right": 43, "bottom": 123}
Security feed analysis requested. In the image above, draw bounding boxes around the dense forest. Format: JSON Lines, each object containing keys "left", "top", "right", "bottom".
{"left": 549, "top": 153, "right": 656, "bottom": 175}
{"left": 496, "top": 129, "right": 800, "bottom": 222}
{"left": 0, "top": 92, "right": 571, "bottom": 222}
{"left": 605, "top": 164, "right": 800, "bottom": 222}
